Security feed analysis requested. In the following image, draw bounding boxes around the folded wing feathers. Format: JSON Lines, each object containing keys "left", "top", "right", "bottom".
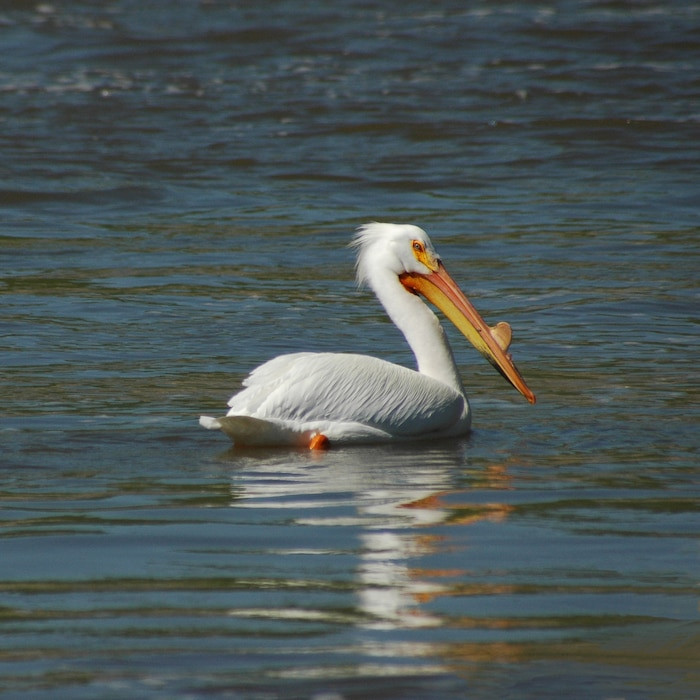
{"left": 226, "top": 352, "right": 464, "bottom": 437}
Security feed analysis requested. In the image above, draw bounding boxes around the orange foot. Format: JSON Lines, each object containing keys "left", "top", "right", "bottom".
{"left": 308, "top": 433, "right": 330, "bottom": 451}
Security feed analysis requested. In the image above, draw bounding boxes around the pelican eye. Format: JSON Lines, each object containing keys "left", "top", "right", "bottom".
{"left": 411, "top": 239, "right": 439, "bottom": 272}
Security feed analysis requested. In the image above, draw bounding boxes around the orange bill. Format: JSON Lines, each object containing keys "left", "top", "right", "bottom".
{"left": 400, "top": 263, "right": 536, "bottom": 404}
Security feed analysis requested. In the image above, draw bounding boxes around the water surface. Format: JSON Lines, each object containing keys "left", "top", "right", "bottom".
{"left": 1, "top": 1, "right": 698, "bottom": 698}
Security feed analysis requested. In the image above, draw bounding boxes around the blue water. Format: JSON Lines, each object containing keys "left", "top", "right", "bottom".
{"left": 1, "top": 2, "right": 698, "bottom": 698}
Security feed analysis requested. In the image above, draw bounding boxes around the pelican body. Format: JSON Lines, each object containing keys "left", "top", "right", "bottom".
{"left": 200, "top": 223, "right": 535, "bottom": 448}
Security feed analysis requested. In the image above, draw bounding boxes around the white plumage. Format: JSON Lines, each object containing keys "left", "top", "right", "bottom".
{"left": 200, "top": 222, "right": 534, "bottom": 448}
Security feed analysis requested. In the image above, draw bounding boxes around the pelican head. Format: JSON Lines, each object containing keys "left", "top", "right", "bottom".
{"left": 352, "top": 222, "right": 536, "bottom": 404}
{"left": 353, "top": 223, "right": 441, "bottom": 284}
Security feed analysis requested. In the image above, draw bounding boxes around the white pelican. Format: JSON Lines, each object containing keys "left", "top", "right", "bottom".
{"left": 200, "top": 222, "right": 535, "bottom": 448}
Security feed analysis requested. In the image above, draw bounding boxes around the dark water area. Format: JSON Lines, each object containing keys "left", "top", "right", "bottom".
{"left": 1, "top": 1, "right": 698, "bottom": 698}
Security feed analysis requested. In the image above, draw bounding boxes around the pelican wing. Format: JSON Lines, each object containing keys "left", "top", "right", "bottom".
{"left": 226, "top": 352, "right": 467, "bottom": 440}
